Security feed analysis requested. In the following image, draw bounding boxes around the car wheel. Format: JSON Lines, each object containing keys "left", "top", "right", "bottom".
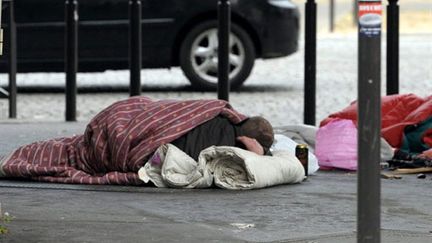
{"left": 180, "top": 20, "right": 255, "bottom": 90}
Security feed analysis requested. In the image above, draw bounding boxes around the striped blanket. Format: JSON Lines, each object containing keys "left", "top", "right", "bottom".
{"left": 0, "top": 97, "right": 246, "bottom": 185}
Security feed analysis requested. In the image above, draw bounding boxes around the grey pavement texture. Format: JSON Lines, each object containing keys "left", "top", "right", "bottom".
{"left": 1, "top": 123, "right": 432, "bottom": 243}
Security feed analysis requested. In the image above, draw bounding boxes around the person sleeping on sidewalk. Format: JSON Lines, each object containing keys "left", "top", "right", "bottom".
{"left": 171, "top": 115, "right": 274, "bottom": 161}
{"left": 0, "top": 96, "right": 276, "bottom": 186}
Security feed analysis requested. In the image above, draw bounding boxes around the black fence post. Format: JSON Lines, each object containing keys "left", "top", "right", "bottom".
{"left": 330, "top": 0, "right": 335, "bottom": 32}
{"left": 357, "top": 0, "right": 382, "bottom": 242}
{"left": 65, "top": 0, "right": 78, "bottom": 122}
{"left": 217, "top": 0, "right": 230, "bottom": 102}
{"left": 0, "top": 0, "right": 2, "bottom": 57}
{"left": 7, "top": 0, "right": 17, "bottom": 118}
{"left": 353, "top": 0, "right": 358, "bottom": 26}
{"left": 304, "top": 0, "right": 317, "bottom": 125}
{"left": 386, "top": 0, "right": 399, "bottom": 95}
{"left": 129, "top": 0, "right": 142, "bottom": 97}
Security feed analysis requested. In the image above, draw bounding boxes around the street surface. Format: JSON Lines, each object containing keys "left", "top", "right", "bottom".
{"left": 1, "top": 34, "right": 430, "bottom": 126}
{"left": 1, "top": 123, "right": 431, "bottom": 243}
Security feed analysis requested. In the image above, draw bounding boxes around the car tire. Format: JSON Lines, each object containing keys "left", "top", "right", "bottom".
{"left": 179, "top": 20, "right": 255, "bottom": 90}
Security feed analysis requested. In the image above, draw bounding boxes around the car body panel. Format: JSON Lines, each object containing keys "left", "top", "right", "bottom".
{"left": 1, "top": 0, "right": 299, "bottom": 72}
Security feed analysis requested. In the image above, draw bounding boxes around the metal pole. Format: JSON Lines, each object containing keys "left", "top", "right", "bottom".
{"left": 304, "top": 0, "right": 317, "bottom": 125}
{"left": 217, "top": 0, "right": 230, "bottom": 101}
{"left": 65, "top": 0, "right": 78, "bottom": 121}
{"left": 357, "top": 0, "right": 382, "bottom": 242}
{"left": 0, "top": 0, "right": 3, "bottom": 56}
{"left": 330, "top": 0, "right": 335, "bottom": 32}
{"left": 129, "top": 0, "right": 142, "bottom": 97}
{"left": 386, "top": 0, "right": 399, "bottom": 95}
{"left": 353, "top": 0, "right": 358, "bottom": 26}
{"left": 7, "top": 0, "right": 17, "bottom": 118}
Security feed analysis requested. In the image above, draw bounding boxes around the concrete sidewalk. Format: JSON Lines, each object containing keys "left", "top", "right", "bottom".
{"left": 1, "top": 122, "right": 431, "bottom": 242}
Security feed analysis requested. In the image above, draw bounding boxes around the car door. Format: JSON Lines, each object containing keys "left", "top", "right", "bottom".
{"left": 14, "top": 0, "right": 65, "bottom": 70}
{"left": 12, "top": 0, "right": 181, "bottom": 71}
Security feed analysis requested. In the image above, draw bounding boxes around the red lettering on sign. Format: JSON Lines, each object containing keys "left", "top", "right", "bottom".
{"left": 359, "top": 2, "right": 382, "bottom": 16}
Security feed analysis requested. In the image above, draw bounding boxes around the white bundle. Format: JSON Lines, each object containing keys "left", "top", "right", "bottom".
{"left": 138, "top": 144, "right": 305, "bottom": 190}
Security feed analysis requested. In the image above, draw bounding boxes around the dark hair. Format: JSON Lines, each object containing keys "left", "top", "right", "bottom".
{"left": 240, "top": 116, "right": 274, "bottom": 150}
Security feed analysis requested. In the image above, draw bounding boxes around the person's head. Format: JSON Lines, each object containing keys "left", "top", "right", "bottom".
{"left": 239, "top": 116, "right": 274, "bottom": 150}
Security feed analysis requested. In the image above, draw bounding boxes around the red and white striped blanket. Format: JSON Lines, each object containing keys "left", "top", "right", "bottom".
{"left": 0, "top": 97, "right": 246, "bottom": 185}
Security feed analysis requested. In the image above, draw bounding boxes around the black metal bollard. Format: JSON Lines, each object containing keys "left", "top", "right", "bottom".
{"left": 329, "top": 0, "right": 335, "bottom": 32}
{"left": 353, "top": 0, "right": 358, "bottom": 26}
{"left": 357, "top": 0, "right": 382, "bottom": 242}
{"left": 386, "top": 0, "right": 399, "bottom": 95}
{"left": 6, "top": 0, "right": 17, "bottom": 118}
{"left": 304, "top": 0, "right": 317, "bottom": 125}
{"left": 217, "top": 0, "right": 230, "bottom": 102}
{"left": 129, "top": 0, "right": 142, "bottom": 97}
{"left": 0, "top": 0, "right": 2, "bottom": 57}
{"left": 65, "top": 0, "right": 78, "bottom": 122}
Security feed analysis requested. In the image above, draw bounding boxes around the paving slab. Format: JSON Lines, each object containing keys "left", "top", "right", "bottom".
{"left": 1, "top": 122, "right": 432, "bottom": 242}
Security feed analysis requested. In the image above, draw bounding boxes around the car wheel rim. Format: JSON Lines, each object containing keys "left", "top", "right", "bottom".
{"left": 190, "top": 28, "right": 245, "bottom": 84}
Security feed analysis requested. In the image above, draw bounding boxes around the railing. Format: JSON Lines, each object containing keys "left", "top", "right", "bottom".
{"left": 64, "top": 0, "right": 232, "bottom": 116}
{"left": 64, "top": 0, "right": 143, "bottom": 121}
{"left": 0, "top": 0, "right": 403, "bottom": 122}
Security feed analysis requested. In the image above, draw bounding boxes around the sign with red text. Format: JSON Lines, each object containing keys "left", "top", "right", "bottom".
{"left": 358, "top": 0, "right": 382, "bottom": 37}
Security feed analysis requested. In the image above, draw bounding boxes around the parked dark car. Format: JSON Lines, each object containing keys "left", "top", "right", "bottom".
{"left": 1, "top": 0, "right": 300, "bottom": 89}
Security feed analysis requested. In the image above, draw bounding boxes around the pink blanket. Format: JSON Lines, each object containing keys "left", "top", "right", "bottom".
{"left": 1, "top": 97, "right": 246, "bottom": 185}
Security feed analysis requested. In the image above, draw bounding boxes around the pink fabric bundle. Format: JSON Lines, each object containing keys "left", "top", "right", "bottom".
{"left": 315, "top": 119, "right": 358, "bottom": 170}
